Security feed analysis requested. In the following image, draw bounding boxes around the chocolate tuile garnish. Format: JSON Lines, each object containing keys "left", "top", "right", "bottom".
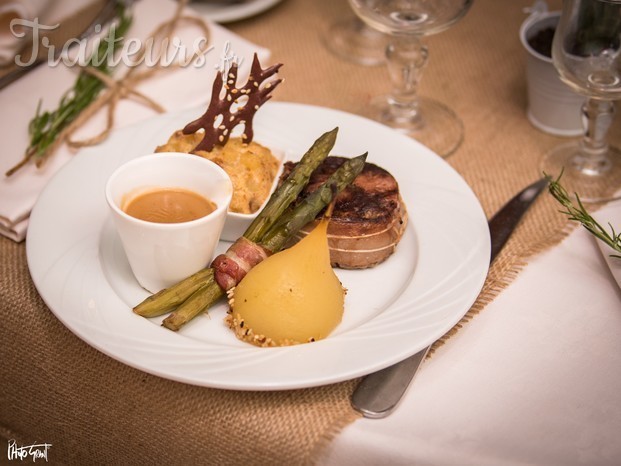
{"left": 182, "top": 53, "right": 283, "bottom": 152}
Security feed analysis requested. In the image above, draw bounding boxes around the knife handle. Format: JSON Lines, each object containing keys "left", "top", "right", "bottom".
{"left": 0, "top": 0, "right": 121, "bottom": 91}
{"left": 0, "top": 60, "right": 46, "bottom": 90}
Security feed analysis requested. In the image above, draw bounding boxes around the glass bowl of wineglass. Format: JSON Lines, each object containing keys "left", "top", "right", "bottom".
{"left": 347, "top": 0, "right": 474, "bottom": 157}
{"left": 541, "top": 0, "right": 621, "bottom": 202}
{"left": 323, "top": 14, "right": 388, "bottom": 66}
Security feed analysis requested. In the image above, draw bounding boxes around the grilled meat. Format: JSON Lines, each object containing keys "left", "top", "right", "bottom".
{"left": 281, "top": 156, "right": 407, "bottom": 269}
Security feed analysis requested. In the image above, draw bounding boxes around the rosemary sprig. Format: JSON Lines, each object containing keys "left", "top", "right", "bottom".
{"left": 547, "top": 173, "right": 621, "bottom": 258}
{"left": 5, "top": 4, "right": 132, "bottom": 176}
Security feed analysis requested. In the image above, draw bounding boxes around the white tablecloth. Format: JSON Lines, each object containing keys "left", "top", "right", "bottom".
{"left": 322, "top": 225, "right": 621, "bottom": 465}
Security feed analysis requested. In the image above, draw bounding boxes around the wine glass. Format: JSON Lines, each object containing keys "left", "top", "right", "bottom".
{"left": 348, "top": 0, "right": 474, "bottom": 157}
{"left": 540, "top": 0, "right": 621, "bottom": 202}
{"left": 323, "top": 15, "right": 388, "bottom": 66}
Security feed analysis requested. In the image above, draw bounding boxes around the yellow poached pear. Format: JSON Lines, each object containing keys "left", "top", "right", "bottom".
{"left": 228, "top": 216, "right": 345, "bottom": 347}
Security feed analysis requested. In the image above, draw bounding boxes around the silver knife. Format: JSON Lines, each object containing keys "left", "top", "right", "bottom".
{"left": 351, "top": 177, "right": 549, "bottom": 419}
{"left": 0, "top": 0, "right": 121, "bottom": 91}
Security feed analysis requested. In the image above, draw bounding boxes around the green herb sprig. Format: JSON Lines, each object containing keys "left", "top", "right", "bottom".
{"left": 547, "top": 173, "right": 621, "bottom": 259}
{"left": 5, "top": 5, "right": 132, "bottom": 176}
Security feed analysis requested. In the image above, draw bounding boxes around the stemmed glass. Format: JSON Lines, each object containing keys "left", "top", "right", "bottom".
{"left": 541, "top": 0, "right": 621, "bottom": 202}
{"left": 348, "top": 0, "right": 473, "bottom": 157}
{"left": 323, "top": 16, "right": 388, "bottom": 66}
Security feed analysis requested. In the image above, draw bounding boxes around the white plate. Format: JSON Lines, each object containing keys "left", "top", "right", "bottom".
{"left": 27, "top": 102, "right": 490, "bottom": 391}
{"left": 190, "top": 0, "right": 283, "bottom": 23}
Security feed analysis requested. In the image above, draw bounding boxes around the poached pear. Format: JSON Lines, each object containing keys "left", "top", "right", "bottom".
{"left": 228, "top": 216, "right": 345, "bottom": 347}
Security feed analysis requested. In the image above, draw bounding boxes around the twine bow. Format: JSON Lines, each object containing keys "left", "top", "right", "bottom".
{"left": 64, "top": 1, "right": 211, "bottom": 148}
{"left": 5, "top": 0, "right": 211, "bottom": 176}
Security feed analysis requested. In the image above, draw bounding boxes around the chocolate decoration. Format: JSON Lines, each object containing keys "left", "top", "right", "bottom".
{"left": 182, "top": 53, "right": 283, "bottom": 152}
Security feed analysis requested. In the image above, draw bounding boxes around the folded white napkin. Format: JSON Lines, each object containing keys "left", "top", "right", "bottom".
{"left": 0, "top": 0, "right": 270, "bottom": 241}
{"left": 593, "top": 200, "right": 621, "bottom": 288}
{"left": 0, "top": 0, "right": 51, "bottom": 66}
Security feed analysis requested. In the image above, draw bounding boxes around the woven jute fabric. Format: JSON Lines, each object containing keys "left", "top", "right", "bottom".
{"left": 2, "top": 0, "right": 620, "bottom": 464}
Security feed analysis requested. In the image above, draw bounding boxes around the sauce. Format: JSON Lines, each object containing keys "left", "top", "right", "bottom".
{"left": 123, "top": 188, "right": 216, "bottom": 224}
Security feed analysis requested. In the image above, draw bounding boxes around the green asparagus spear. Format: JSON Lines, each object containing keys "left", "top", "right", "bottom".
{"left": 160, "top": 153, "right": 367, "bottom": 331}
{"left": 161, "top": 282, "right": 225, "bottom": 331}
{"left": 133, "top": 268, "right": 214, "bottom": 317}
{"left": 242, "top": 127, "right": 337, "bottom": 242}
{"left": 259, "top": 153, "right": 367, "bottom": 252}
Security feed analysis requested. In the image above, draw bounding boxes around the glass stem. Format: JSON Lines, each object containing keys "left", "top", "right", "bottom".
{"left": 578, "top": 98, "right": 614, "bottom": 175}
{"left": 385, "top": 35, "right": 427, "bottom": 122}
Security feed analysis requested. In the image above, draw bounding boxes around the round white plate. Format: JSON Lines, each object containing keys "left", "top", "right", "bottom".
{"left": 27, "top": 102, "right": 490, "bottom": 391}
{"left": 190, "top": 0, "right": 283, "bottom": 23}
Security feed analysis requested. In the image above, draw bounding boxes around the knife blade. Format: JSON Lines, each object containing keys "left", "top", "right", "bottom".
{"left": 351, "top": 177, "right": 549, "bottom": 419}
{"left": 0, "top": 0, "right": 121, "bottom": 91}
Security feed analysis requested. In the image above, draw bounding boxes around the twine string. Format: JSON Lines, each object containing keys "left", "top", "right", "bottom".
{"left": 51, "top": 1, "right": 211, "bottom": 154}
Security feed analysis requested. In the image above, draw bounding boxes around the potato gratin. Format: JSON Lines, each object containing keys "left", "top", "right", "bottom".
{"left": 156, "top": 131, "right": 280, "bottom": 214}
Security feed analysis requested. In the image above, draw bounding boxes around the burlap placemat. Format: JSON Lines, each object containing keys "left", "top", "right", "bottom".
{"left": 2, "top": 0, "right": 620, "bottom": 464}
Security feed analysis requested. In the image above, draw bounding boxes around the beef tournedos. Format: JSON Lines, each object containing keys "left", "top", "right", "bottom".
{"left": 280, "top": 156, "right": 408, "bottom": 269}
